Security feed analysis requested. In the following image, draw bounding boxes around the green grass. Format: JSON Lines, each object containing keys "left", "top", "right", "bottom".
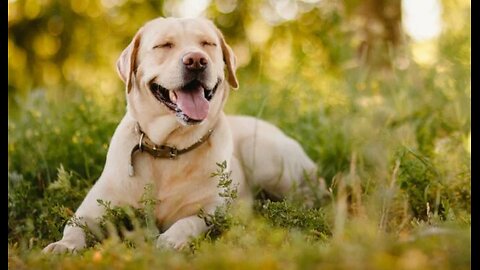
{"left": 8, "top": 56, "right": 470, "bottom": 269}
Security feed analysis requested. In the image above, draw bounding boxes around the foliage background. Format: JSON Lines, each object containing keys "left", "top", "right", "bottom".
{"left": 8, "top": 0, "right": 470, "bottom": 269}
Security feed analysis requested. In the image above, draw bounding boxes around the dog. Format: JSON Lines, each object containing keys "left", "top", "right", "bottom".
{"left": 43, "top": 17, "right": 317, "bottom": 252}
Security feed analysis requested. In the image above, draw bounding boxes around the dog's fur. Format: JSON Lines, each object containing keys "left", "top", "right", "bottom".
{"left": 43, "top": 17, "right": 317, "bottom": 252}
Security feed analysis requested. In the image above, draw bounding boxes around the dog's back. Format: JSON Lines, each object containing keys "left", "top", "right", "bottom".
{"left": 227, "top": 115, "right": 317, "bottom": 199}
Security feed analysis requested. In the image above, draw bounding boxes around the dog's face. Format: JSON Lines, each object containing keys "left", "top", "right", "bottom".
{"left": 116, "top": 17, "right": 238, "bottom": 126}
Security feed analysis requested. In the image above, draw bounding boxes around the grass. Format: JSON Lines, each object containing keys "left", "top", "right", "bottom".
{"left": 8, "top": 52, "right": 470, "bottom": 269}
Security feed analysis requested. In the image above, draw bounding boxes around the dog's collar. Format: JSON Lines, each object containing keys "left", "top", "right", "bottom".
{"left": 128, "top": 122, "right": 213, "bottom": 177}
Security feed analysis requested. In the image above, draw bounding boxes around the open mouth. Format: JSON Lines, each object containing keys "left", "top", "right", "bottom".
{"left": 149, "top": 79, "right": 220, "bottom": 125}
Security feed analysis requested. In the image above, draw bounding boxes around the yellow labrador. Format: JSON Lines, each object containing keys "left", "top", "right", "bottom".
{"left": 43, "top": 17, "right": 317, "bottom": 252}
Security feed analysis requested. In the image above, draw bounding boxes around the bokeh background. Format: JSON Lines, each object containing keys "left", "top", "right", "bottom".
{"left": 8, "top": 0, "right": 471, "bottom": 268}
{"left": 8, "top": 0, "right": 470, "bottom": 114}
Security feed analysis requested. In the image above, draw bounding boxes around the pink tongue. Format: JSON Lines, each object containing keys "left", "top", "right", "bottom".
{"left": 175, "top": 87, "right": 209, "bottom": 120}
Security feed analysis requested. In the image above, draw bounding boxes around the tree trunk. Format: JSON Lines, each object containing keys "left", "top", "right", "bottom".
{"left": 351, "top": 0, "right": 403, "bottom": 68}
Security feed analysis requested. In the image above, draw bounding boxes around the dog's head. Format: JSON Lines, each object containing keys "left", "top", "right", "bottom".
{"left": 116, "top": 17, "right": 238, "bottom": 126}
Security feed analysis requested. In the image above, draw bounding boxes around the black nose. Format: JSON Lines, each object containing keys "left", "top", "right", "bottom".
{"left": 182, "top": 52, "right": 208, "bottom": 71}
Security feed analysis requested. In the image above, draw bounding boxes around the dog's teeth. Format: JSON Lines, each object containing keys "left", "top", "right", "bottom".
{"left": 169, "top": 91, "right": 177, "bottom": 103}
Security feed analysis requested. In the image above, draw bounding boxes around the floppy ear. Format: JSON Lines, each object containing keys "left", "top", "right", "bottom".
{"left": 116, "top": 29, "right": 143, "bottom": 93}
{"left": 213, "top": 27, "right": 239, "bottom": 89}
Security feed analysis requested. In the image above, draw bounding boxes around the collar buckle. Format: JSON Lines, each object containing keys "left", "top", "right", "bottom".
{"left": 169, "top": 147, "right": 178, "bottom": 159}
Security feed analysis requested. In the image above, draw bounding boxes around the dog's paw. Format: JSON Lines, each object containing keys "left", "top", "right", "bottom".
{"left": 42, "top": 240, "right": 84, "bottom": 254}
{"left": 155, "top": 233, "right": 189, "bottom": 250}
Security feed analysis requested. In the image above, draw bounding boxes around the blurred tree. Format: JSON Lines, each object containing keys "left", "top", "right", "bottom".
{"left": 344, "top": 0, "right": 404, "bottom": 68}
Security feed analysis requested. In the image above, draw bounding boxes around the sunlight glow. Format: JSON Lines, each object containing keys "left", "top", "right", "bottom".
{"left": 411, "top": 41, "right": 438, "bottom": 65}
{"left": 402, "top": 0, "right": 442, "bottom": 41}
{"left": 261, "top": 0, "right": 322, "bottom": 25}
{"left": 273, "top": 0, "right": 298, "bottom": 21}
{"left": 215, "top": 0, "right": 237, "bottom": 14}
{"left": 164, "top": 0, "right": 211, "bottom": 18}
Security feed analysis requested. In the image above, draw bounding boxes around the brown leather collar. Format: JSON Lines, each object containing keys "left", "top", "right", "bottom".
{"left": 128, "top": 122, "right": 213, "bottom": 176}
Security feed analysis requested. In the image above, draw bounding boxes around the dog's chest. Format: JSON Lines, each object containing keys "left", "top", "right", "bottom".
{"left": 143, "top": 156, "right": 220, "bottom": 229}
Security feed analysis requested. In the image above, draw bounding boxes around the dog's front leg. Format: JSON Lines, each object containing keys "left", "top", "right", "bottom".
{"left": 156, "top": 214, "right": 211, "bottom": 250}
{"left": 42, "top": 180, "right": 115, "bottom": 253}
{"left": 42, "top": 220, "right": 90, "bottom": 253}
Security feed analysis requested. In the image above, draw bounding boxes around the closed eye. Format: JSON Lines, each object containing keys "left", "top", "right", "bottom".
{"left": 153, "top": 42, "right": 174, "bottom": 49}
{"left": 201, "top": 41, "right": 217, "bottom": 47}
